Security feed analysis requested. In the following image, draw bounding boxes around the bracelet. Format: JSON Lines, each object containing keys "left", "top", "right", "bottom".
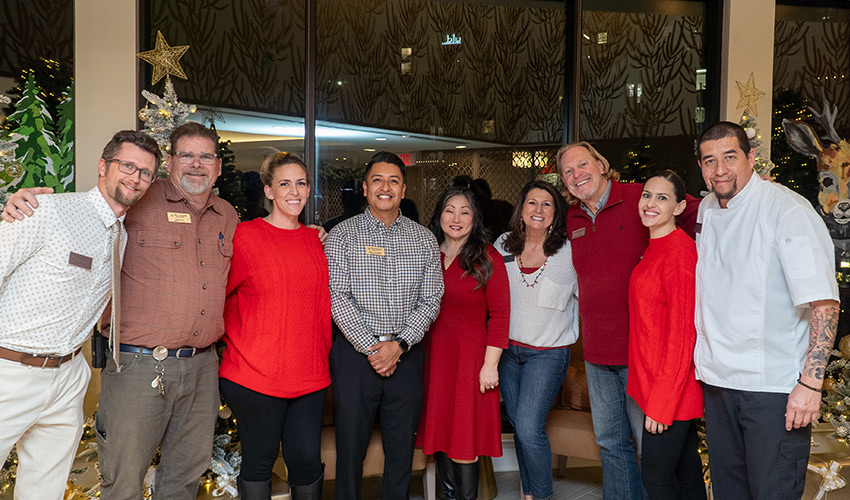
{"left": 796, "top": 377, "right": 821, "bottom": 393}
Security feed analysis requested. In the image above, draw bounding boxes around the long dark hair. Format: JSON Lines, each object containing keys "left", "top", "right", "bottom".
{"left": 502, "top": 180, "right": 568, "bottom": 257}
{"left": 429, "top": 187, "right": 493, "bottom": 290}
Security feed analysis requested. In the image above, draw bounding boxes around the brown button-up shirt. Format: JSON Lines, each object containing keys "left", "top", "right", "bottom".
{"left": 112, "top": 179, "right": 238, "bottom": 348}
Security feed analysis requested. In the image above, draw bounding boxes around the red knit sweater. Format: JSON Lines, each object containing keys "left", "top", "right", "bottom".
{"left": 626, "top": 228, "right": 703, "bottom": 424}
{"left": 566, "top": 180, "right": 698, "bottom": 365}
{"left": 221, "top": 219, "right": 331, "bottom": 398}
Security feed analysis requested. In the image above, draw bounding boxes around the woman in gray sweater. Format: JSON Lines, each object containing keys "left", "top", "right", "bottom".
{"left": 495, "top": 180, "right": 579, "bottom": 500}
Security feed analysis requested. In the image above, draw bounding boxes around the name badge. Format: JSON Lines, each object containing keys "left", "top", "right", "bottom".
{"left": 69, "top": 252, "right": 93, "bottom": 270}
{"left": 571, "top": 227, "right": 586, "bottom": 239}
{"left": 167, "top": 212, "right": 192, "bottom": 224}
{"left": 365, "top": 245, "right": 386, "bottom": 256}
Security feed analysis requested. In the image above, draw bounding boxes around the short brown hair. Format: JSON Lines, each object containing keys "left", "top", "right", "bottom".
{"left": 556, "top": 142, "right": 619, "bottom": 205}
{"left": 260, "top": 151, "right": 309, "bottom": 186}
{"left": 169, "top": 122, "right": 219, "bottom": 154}
{"left": 101, "top": 130, "right": 161, "bottom": 166}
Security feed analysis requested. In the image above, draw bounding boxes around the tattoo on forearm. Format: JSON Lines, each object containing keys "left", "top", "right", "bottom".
{"left": 804, "top": 305, "right": 840, "bottom": 382}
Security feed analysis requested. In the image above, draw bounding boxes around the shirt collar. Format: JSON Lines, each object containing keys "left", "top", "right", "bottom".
{"left": 363, "top": 207, "right": 406, "bottom": 230}
{"left": 161, "top": 178, "right": 224, "bottom": 214}
{"left": 580, "top": 179, "right": 612, "bottom": 218}
{"left": 89, "top": 186, "right": 124, "bottom": 228}
{"left": 724, "top": 171, "right": 759, "bottom": 210}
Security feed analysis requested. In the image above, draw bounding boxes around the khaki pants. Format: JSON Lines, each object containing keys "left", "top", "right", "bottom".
{"left": 0, "top": 355, "right": 91, "bottom": 500}
{"left": 96, "top": 348, "right": 219, "bottom": 500}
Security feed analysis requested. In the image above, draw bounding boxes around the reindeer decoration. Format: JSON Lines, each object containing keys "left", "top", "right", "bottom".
{"left": 783, "top": 90, "right": 850, "bottom": 246}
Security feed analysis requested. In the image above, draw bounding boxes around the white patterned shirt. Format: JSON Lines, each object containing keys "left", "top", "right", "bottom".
{"left": 0, "top": 187, "right": 125, "bottom": 355}
{"left": 325, "top": 208, "right": 444, "bottom": 355}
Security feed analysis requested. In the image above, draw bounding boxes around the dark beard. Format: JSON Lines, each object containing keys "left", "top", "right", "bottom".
{"left": 712, "top": 179, "right": 737, "bottom": 200}
{"left": 112, "top": 184, "right": 141, "bottom": 207}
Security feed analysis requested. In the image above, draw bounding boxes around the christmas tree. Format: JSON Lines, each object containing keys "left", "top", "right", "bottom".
{"left": 139, "top": 76, "right": 196, "bottom": 177}
{"left": 211, "top": 124, "right": 246, "bottom": 220}
{"left": 739, "top": 113, "right": 776, "bottom": 178}
{"left": 618, "top": 142, "right": 655, "bottom": 184}
{"left": 771, "top": 89, "right": 818, "bottom": 206}
{"left": 6, "top": 73, "right": 73, "bottom": 192}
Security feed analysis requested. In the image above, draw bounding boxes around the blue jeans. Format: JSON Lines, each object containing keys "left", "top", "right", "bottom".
{"left": 499, "top": 344, "right": 570, "bottom": 500}
{"left": 584, "top": 362, "right": 645, "bottom": 500}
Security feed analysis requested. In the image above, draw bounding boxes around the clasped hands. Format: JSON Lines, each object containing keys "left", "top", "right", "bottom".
{"left": 369, "top": 340, "right": 402, "bottom": 377}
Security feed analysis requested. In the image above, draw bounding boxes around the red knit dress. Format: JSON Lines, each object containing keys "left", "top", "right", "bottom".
{"left": 417, "top": 246, "right": 510, "bottom": 460}
{"left": 627, "top": 228, "right": 703, "bottom": 425}
{"left": 221, "top": 219, "right": 331, "bottom": 398}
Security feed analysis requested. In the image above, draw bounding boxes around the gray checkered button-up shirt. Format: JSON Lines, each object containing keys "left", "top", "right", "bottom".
{"left": 325, "top": 209, "right": 444, "bottom": 355}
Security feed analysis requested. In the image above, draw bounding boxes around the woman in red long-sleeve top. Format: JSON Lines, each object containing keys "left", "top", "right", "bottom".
{"left": 627, "top": 171, "right": 706, "bottom": 500}
{"left": 220, "top": 152, "right": 331, "bottom": 500}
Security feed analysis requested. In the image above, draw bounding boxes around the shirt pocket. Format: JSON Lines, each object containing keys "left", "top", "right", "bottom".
{"left": 536, "top": 277, "right": 572, "bottom": 312}
{"left": 136, "top": 229, "right": 183, "bottom": 250}
{"left": 777, "top": 235, "right": 816, "bottom": 281}
{"left": 36, "top": 245, "right": 96, "bottom": 284}
{"left": 130, "top": 230, "right": 184, "bottom": 276}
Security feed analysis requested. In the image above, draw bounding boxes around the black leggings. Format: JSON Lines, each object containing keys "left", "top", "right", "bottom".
{"left": 219, "top": 378, "right": 327, "bottom": 486}
{"left": 640, "top": 418, "right": 707, "bottom": 500}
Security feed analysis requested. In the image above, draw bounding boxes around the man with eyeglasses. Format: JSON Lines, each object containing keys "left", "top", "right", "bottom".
{"left": 3, "top": 121, "right": 239, "bottom": 500}
{"left": 0, "top": 130, "right": 159, "bottom": 500}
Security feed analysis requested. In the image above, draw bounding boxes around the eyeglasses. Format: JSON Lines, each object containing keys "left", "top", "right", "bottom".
{"left": 173, "top": 151, "right": 218, "bottom": 165}
{"left": 107, "top": 159, "right": 155, "bottom": 183}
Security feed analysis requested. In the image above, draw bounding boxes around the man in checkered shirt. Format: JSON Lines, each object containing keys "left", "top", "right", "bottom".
{"left": 325, "top": 151, "right": 444, "bottom": 500}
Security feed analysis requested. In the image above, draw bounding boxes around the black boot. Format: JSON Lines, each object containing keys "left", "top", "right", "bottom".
{"left": 435, "top": 451, "right": 458, "bottom": 500}
{"left": 290, "top": 468, "right": 324, "bottom": 500}
{"left": 455, "top": 461, "right": 480, "bottom": 500}
{"left": 236, "top": 477, "right": 272, "bottom": 500}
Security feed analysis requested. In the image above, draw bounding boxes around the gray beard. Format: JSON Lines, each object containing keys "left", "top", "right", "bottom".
{"left": 180, "top": 175, "right": 211, "bottom": 195}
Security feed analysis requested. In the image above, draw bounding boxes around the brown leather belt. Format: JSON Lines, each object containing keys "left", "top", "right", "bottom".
{"left": 0, "top": 346, "right": 83, "bottom": 368}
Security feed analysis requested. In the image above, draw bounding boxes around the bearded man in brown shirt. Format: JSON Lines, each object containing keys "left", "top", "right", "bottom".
{"left": 4, "top": 122, "right": 239, "bottom": 500}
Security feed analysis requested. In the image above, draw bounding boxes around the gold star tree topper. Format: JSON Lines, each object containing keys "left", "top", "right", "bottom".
{"left": 735, "top": 72, "right": 766, "bottom": 117}
{"left": 137, "top": 31, "right": 190, "bottom": 85}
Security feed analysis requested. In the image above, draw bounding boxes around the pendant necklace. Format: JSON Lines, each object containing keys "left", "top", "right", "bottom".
{"left": 517, "top": 255, "right": 549, "bottom": 288}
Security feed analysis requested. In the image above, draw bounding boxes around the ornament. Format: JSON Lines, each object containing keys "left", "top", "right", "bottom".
{"left": 745, "top": 127, "right": 756, "bottom": 139}
{"left": 219, "top": 405, "right": 232, "bottom": 419}
{"left": 824, "top": 377, "right": 837, "bottom": 393}
{"left": 4, "top": 163, "right": 22, "bottom": 178}
{"left": 64, "top": 481, "right": 87, "bottom": 500}
{"left": 735, "top": 72, "right": 766, "bottom": 117}
{"left": 840, "top": 336, "right": 850, "bottom": 359}
{"left": 137, "top": 31, "right": 190, "bottom": 85}
{"left": 808, "top": 461, "right": 846, "bottom": 500}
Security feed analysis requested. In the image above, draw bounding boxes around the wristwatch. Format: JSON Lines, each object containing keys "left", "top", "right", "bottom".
{"left": 395, "top": 338, "right": 410, "bottom": 353}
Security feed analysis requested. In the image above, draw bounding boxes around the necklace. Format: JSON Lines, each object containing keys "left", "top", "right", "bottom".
{"left": 517, "top": 255, "right": 549, "bottom": 288}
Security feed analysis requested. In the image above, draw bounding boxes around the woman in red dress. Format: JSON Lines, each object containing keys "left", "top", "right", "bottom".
{"left": 418, "top": 186, "right": 510, "bottom": 500}
{"left": 627, "top": 171, "right": 705, "bottom": 500}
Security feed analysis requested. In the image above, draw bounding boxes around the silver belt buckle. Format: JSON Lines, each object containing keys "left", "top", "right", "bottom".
{"left": 377, "top": 335, "right": 393, "bottom": 342}
{"left": 152, "top": 346, "right": 168, "bottom": 362}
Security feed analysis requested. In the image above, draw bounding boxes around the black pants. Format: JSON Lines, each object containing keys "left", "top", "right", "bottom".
{"left": 703, "top": 385, "right": 811, "bottom": 500}
{"left": 641, "top": 418, "right": 706, "bottom": 500}
{"left": 219, "top": 378, "right": 326, "bottom": 486}
{"left": 330, "top": 335, "right": 425, "bottom": 500}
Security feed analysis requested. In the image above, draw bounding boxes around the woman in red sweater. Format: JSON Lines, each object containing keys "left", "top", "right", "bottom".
{"left": 627, "top": 171, "right": 706, "bottom": 500}
{"left": 220, "top": 152, "right": 331, "bottom": 500}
